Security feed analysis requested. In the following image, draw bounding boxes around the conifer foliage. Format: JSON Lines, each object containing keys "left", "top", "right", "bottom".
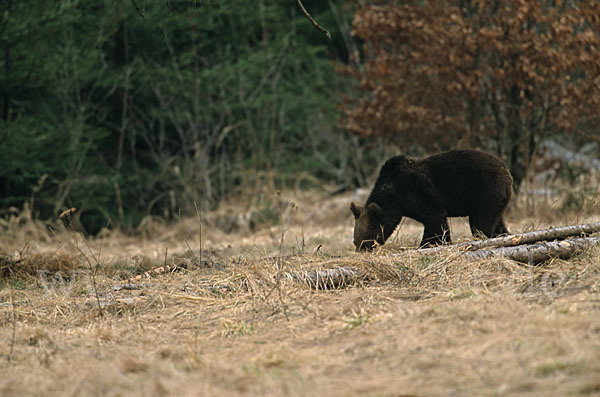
{"left": 1, "top": 1, "right": 357, "bottom": 232}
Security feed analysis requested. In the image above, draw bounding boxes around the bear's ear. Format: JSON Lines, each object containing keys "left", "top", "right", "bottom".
{"left": 350, "top": 202, "right": 363, "bottom": 219}
{"left": 365, "top": 203, "right": 384, "bottom": 220}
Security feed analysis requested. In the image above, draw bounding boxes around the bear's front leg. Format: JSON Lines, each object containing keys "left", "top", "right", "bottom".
{"left": 420, "top": 218, "right": 450, "bottom": 247}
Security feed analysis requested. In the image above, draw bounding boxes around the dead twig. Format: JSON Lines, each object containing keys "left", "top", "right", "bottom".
{"left": 7, "top": 286, "right": 17, "bottom": 362}
{"left": 297, "top": 0, "right": 331, "bottom": 40}
{"left": 60, "top": 207, "right": 105, "bottom": 318}
{"left": 131, "top": 0, "right": 145, "bottom": 20}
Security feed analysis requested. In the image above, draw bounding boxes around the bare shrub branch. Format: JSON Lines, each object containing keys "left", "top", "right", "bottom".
{"left": 297, "top": 0, "right": 331, "bottom": 40}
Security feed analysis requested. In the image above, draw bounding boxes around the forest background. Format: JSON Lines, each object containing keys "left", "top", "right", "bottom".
{"left": 2, "top": 0, "right": 600, "bottom": 234}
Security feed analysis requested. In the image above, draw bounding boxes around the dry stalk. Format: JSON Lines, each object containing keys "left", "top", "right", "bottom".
{"left": 77, "top": 241, "right": 104, "bottom": 318}
{"left": 60, "top": 208, "right": 104, "bottom": 318}
{"left": 7, "top": 286, "right": 17, "bottom": 362}
{"left": 275, "top": 190, "right": 289, "bottom": 320}
{"left": 417, "top": 249, "right": 466, "bottom": 280}
{"left": 182, "top": 237, "right": 200, "bottom": 266}
{"left": 194, "top": 201, "right": 202, "bottom": 266}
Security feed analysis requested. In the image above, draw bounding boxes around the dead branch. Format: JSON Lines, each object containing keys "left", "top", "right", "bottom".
{"left": 297, "top": 0, "right": 331, "bottom": 40}
{"left": 131, "top": 0, "right": 145, "bottom": 20}
{"left": 458, "top": 236, "right": 600, "bottom": 265}
{"left": 418, "top": 222, "right": 600, "bottom": 255}
{"left": 285, "top": 267, "right": 360, "bottom": 289}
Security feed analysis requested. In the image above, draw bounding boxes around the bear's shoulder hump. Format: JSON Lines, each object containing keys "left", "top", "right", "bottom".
{"left": 380, "top": 155, "right": 412, "bottom": 176}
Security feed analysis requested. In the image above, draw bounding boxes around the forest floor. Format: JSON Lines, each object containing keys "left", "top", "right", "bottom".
{"left": 1, "top": 188, "right": 600, "bottom": 396}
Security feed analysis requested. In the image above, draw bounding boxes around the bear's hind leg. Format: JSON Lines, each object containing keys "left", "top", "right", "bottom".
{"left": 420, "top": 218, "right": 451, "bottom": 247}
{"left": 469, "top": 214, "right": 497, "bottom": 239}
{"left": 493, "top": 217, "right": 509, "bottom": 236}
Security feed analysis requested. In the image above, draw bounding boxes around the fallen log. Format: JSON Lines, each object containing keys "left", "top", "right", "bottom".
{"left": 284, "top": 267, "right": 360, "bottom": 290}
{"left": 458, "top": 236, "right": 600, "bottom": 265}
{"left": 418, "top": 221, "right": 600, "bottom": 255}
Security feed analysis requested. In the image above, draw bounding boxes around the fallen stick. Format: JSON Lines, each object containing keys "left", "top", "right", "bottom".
{"left": 418, "top": 221, "right": 600, "bottom": 254}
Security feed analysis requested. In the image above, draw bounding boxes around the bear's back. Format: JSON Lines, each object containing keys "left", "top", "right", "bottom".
{"left": 424, "top": 149, "right": 507, "bottom": 179}
{"left": 370, "top": 149, "right": 512, "bottom": 216}
{"left": 421, "top": 149, "right": 512, "bottom": 214}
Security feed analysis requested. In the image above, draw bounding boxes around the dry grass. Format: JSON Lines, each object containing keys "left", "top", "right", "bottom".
{"left": 1, "top": 189, "right": 600, "bottom": 396}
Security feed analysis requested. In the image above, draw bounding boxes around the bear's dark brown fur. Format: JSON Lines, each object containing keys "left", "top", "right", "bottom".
{"left": 350, "top": 149, "right": 513, "bottom": 251}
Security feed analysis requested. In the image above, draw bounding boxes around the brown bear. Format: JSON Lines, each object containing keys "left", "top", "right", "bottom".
{"left": 350, "top": 149, "right": 513, "bottom": 251}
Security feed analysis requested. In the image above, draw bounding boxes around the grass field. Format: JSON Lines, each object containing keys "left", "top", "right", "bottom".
{"left": 1, "top": 189, "right": 600, "bottom": 396}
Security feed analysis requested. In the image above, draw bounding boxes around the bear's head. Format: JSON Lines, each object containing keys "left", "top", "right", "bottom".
{"left": 350, "top": 202, "right": 384, "bottom": 251}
